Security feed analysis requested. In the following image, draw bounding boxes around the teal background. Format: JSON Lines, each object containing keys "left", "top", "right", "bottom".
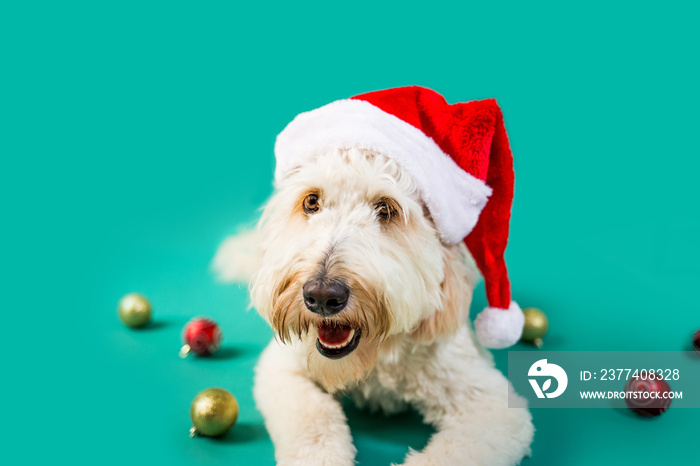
{"left": 1, "top": 1, "right": 698, "bottom": 464}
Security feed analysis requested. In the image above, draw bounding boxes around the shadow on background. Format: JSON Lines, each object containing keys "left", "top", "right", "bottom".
{"left": 343, "top": 397, "right": 433, "bottom": 464}
{"left": 209, "top": 422, "right": 269, "bottom": 445}
{"left": 130, "top": 318, "right": 182, "bottom": 331}
{"left": 185, "top": 345, "right": 260, "bottom": 362}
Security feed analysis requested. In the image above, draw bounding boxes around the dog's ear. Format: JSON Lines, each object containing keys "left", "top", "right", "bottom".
{"left": 411, "top": 243, "right": 475, "bottom": 343}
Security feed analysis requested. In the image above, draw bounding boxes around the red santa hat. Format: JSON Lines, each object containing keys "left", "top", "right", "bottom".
{"left": 274, "top": 86, "right": 523, "bottom": 349}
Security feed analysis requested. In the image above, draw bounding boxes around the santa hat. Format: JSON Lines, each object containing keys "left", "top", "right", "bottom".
{"left": 274, "top": 86, "right": 523, "bottom": 349}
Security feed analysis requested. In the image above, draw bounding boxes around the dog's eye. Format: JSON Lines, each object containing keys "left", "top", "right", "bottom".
{"left": 303, "top": 193, "right": 320, "bottom": 214}
{"left": 375, "top": 199, "right": 397, "bottom": 221}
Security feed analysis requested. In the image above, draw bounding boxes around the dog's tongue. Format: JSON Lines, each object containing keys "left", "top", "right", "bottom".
{"left": 318, "top": 323, "right": 352, "bottom": 345}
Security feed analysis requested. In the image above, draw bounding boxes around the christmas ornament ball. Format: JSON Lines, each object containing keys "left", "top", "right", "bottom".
{"left": 624, "top": 377, "right": 672, "bottom": 417}
{"left": 117, "top": 293, "right": 152, "bottom": 328}
{"left": 521, "top": 307, "right": 548, "bottom": 348}
{"left": 180, "top": 317, "right": 222, "bottom": 357}
{"left": 190, "top": 388, "right": 239, "bottom": 437}
{"left": 693, "top": 330, "right": 700, "bottom": 353}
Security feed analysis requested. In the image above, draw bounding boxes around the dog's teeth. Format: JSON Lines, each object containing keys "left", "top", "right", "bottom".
{"left": 321, "top": 329, "right": 354, "bottom": 349}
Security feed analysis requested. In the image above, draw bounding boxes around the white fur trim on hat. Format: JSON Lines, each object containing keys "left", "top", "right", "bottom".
{"left": 274, "top": 99, "right": 492, "bottom": 245}
{"left": 474, "top": 301, "right": 524, "bottom": 349}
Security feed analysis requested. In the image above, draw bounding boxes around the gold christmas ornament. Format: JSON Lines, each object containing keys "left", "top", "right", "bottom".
{"left": 117, "top": 293, "right": 152, "bottom": 328}
{"left": 521, "top": 307, "right": 548, "bottom": 348}
{"left": 190, "top": 388, "right": 239, "bottom": 437}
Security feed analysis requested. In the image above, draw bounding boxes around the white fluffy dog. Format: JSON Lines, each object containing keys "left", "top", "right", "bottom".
{"left": 215, "top": 146, "right": 534, "bottom": 465}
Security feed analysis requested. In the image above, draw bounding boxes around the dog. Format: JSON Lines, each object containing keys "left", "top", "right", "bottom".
{"left": 214, "top": 88, "right": 534, "bottom": 465}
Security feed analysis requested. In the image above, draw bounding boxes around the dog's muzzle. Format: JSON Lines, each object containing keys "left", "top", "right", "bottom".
{"left": 303, "top": 279, "right": 360, "bottom": 358}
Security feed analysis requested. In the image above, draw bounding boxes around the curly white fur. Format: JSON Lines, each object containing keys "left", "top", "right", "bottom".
{"left": 214, "top": 148, "right": 534, "bottom": 465}
{"left": 212, "top": 227, "right": 260, "bottom": 284}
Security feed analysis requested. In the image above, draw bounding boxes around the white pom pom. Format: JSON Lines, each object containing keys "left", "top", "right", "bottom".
{"left": 474, "top": 301, "right": 524, "bottom": 349}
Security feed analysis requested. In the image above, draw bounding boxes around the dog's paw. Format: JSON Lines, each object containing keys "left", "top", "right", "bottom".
{"left": 397, "top": 449, "right": 445, "bottom": 466}
{"left": 277, "top": 451, "right": 356, "bottom": 466}
{"left": 278, "top": 460, "right": 353, "bottom": 466}
{"left": 398, "top": 452, "right": 478, "bottom": 466}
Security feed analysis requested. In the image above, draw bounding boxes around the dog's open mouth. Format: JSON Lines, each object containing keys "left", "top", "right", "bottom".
{"left": 316, "top": 322, "right": 361, "bottom": 359}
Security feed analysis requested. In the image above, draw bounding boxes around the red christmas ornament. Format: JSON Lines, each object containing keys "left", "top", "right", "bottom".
{"left": 180, "top": 317, "right": 222, "bottom": 357}
{"left": 693, "top": 330, "right": 700, "bottom": 353}
{"left": 624, "top": 376, "right": 672, "bottom": 417}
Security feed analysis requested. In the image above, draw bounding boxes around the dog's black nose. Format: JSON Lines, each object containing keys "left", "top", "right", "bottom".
{"left": 303, "top": 279, "right": 349, "bottom": 316}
